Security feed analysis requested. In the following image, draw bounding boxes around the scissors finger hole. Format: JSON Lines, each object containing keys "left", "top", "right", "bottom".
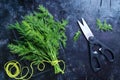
{"left": 104, "top": 49, "right": 114, "bottom": 61}
{"left": 92, "top": 57, "right": 100, "bottom": 68}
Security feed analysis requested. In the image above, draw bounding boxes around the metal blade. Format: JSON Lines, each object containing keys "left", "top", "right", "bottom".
{"left": 77, "top": 19, "right": 94, "bottom": 40}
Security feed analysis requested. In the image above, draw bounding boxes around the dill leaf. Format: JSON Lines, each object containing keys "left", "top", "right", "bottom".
{"left": 96, "top": 19, "right": 112, "bottom": 31}
{"left": 73, "top": 30, "right": 81, "bottom": 42}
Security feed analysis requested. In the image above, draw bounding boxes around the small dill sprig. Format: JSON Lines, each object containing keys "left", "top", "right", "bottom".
{"left": 96, "top": 19, "right": 112, "bottom": 31}
{"left": 73, "top": 30, "right": 81, "bottom": 42}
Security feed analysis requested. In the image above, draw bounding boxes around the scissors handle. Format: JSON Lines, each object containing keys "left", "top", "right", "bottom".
{"left": 89, "top": 37, "right": 114, "bottom": 72}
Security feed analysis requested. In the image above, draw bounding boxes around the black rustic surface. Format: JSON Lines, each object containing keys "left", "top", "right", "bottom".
{"left": 0, "top": 0, "right": 120, "bottom": 80}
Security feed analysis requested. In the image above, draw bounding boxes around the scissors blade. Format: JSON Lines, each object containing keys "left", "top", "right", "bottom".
{"left": 77, "top": 18, "right": 94, "bottom": 40}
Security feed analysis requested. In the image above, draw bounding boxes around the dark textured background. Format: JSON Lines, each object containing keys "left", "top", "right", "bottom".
{"left": 0, "top": 0, "right": 120, "bottom": 80}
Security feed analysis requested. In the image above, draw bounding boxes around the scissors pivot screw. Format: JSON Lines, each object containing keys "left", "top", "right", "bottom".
{"left": 93, "top": 51, "right": 98, "bottom": 54}
{"left": 99, "top": 48, "right": 102, "bottom": 51}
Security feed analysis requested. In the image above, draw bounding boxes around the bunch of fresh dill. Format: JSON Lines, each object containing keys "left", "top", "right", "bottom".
{"left": 8, "top": 5, "right": 68, "bottom": 74}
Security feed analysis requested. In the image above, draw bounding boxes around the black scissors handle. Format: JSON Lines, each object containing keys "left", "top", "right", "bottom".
{"left": 88, "top": 37, "right": 114, "bottom": 72}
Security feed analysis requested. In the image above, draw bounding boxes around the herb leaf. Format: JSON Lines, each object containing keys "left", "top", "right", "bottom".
{"left": 73, "top": 30, "right": 81, "bottom": 42}
{"left": 96, "top": 19, "right": 112, "bottom": 31}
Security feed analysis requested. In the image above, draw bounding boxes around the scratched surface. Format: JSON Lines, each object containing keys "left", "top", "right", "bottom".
{"left": 0, "top": 0, "right": 120, "bottom": 80}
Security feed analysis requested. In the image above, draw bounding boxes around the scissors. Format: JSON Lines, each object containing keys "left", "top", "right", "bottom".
{"left": 77, "top": 18, "right": 114, "bottom": 72}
